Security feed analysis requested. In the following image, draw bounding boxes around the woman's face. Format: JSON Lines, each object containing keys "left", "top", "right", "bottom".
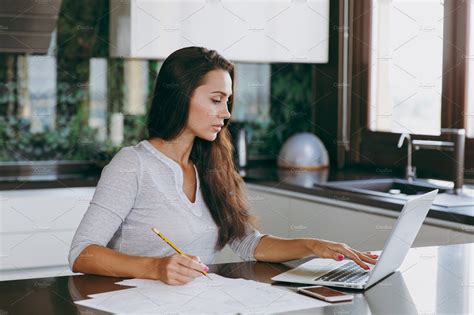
{"left": 187, "top": 69, "right": 232, "bottom": 141}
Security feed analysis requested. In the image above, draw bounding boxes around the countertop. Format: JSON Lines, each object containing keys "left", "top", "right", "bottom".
{"left": 1, "top": 243, "right": 473, "bottom": 314}
{"left": 241, "top": 165, "right": 474, "bottom": 227}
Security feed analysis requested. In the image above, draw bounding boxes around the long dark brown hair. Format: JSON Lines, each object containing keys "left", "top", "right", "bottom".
{"left": 147, "top": 46, "right": 257, "bottom": 250}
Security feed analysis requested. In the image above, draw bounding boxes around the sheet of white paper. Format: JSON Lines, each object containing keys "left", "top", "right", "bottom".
{"left": 75, "top": 273, "right": 330, "bottom": 314}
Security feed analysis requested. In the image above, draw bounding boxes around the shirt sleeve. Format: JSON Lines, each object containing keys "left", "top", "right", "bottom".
{"left": 227, "top": 224, "right": 268, "bottom": 262}
{"left": 68, "top": 147, "right": 142, "bottom": 271}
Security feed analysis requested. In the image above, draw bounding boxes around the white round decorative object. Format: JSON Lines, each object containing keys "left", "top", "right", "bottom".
{"left": 277, "top": 132, "right": 329, "bottom": 187}
{"left": 277, "top": 132, "right": 329, "bottom": 170}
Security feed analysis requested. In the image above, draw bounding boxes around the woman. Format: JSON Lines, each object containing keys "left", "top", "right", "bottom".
{"left": 69, "top": 46, "right": 378, "bottom": 286}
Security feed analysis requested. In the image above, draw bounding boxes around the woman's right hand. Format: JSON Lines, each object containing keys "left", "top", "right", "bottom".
{"left": 154, "top": 254, "right": 209, "bottom": 285}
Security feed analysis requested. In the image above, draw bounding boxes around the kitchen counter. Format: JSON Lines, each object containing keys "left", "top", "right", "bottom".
{"left": 241, "top": 165, "right": 474, "bottom": 227}
{"left": 1, "top": 243, "right": 473, "bottom": 314}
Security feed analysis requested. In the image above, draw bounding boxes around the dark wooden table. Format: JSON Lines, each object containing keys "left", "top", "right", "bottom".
{"left": 1, "top": 243, "right": 473, "bottom": 314}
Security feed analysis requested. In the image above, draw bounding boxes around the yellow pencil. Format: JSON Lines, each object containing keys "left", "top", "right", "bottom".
{"left": 151, "top": 227, "right": 212, "bottom": 280}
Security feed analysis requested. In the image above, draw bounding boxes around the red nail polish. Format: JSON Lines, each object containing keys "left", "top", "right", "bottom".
{"left": 337, "top": 255, "right": 344, "bottom": 261}
{"left": 203, "top": 266, "right": 209, "bottom": 272}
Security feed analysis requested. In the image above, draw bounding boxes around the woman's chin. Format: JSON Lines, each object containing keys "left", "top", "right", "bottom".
{"left": 197, "top": 132, "right": 218, "bottom": 141}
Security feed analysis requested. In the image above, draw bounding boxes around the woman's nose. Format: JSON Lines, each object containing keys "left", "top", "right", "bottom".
{"left": 217, "top": 106, "right": 231, "bottom": 119}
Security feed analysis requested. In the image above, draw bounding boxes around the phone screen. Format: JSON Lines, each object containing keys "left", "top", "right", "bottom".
{"left": 302, "top": 286, "right": 347, "bottom": 297}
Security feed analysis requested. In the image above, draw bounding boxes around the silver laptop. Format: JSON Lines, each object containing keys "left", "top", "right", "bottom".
{"left": 271, "top": 189, "right": 438, "bottom": 290}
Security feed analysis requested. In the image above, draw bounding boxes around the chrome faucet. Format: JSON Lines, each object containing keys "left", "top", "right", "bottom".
{"left": 397, "top": 129, "right": 466, "bottom": 194}
{"left": 397, "top": 133, "right": 416, "bottom": 183}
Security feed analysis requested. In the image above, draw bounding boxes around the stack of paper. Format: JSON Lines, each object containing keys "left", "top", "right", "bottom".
{"left": 74, "top": 273, "right": 330, "bottom": 313}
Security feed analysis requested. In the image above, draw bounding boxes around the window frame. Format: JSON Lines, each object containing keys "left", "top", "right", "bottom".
{"left": 348, "top": 0, "right": 473, "bottom": 180}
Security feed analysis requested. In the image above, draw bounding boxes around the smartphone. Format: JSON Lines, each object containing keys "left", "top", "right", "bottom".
{"left": 296, "top": 286, "right": 354, "bottom": 302}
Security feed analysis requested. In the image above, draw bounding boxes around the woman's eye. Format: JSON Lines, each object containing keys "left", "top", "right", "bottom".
{"left": 212, "top": 99, "right": 221, "bottom": 104}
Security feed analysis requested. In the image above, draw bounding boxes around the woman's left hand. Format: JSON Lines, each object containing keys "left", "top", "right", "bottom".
{"left": 307, "top": 239, "right": 379, "bottom": 270}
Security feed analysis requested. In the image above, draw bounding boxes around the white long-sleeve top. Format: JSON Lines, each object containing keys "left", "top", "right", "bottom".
{"left": 68, "top": 140, "right": 266, "bottom": 271}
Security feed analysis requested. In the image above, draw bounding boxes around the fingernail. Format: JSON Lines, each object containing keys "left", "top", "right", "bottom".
{"left": 336, "top": 255, "right": 344, "bottom": 261}
{"left": 364, "top": 266, "right": 370, "bottom": 270}
{"left": 203, "top": 266, "right": 209, "bottom": 272}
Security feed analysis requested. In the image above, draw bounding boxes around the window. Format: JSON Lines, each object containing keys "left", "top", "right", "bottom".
{"left": 466, "top": 0, "right": 474, "bottom": 138}
{"left": 228, "top": 63, "right": 273, "bottom": 158}
{"left": 349, "top": 0, "right": 473, "bottom": 179}
{"left": 232, "top": 63, "right": 271, "bottom": 123}
{"left": 89, "top": 58, "right": 108, "bottom": 142}
{"left": 124, "top": 59, "right": 149, "bottom": 116}
{"left": 18, "top": 55, "right": 57, "bottom": 133}
{"left": 369, "top": 0, "right": 444, "bottom": 135}
{"left": 0, "top": 56, "right": 274, "bottom": 162}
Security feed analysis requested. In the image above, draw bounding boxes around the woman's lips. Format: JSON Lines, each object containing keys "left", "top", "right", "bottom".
{"left": 212, "top": 125, "right": 222, "bottom": 132}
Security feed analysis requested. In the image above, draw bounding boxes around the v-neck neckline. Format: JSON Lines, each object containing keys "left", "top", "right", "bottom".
{"left": 143, "top": 140, "right": 200, "bottom": 208}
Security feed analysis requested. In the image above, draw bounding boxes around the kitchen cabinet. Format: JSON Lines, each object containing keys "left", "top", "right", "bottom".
{"left": 214, "top": 183, "right": 474, "bottom": 263}
{"left": 2, "top": 184, "right": 471, "bottom": 278}
{"left": 109, "top": 0, "right": 330, "bottom": 63}
{"left": 0, "top": 188, "right": 95, "bottom": 281}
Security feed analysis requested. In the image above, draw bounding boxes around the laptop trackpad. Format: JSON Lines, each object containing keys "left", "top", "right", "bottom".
{"left": 287, "top": 258, "right": 347, "bottom": 279}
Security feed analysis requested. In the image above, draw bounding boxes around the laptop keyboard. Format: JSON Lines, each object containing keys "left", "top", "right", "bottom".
{"left": 315, "top": 261, "right": 370, "bottom": 283}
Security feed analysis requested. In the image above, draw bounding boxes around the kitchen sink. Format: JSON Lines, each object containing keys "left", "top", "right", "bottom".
{"left": 316, "top": 178, "right": 450, "bottom": 199}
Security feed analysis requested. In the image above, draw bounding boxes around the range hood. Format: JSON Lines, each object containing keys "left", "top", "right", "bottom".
{"left": 109, "top": 0, "right": 330, "bottom": 63}
{"left": 0, "top": 0, "right": 62, "bottom": 54}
